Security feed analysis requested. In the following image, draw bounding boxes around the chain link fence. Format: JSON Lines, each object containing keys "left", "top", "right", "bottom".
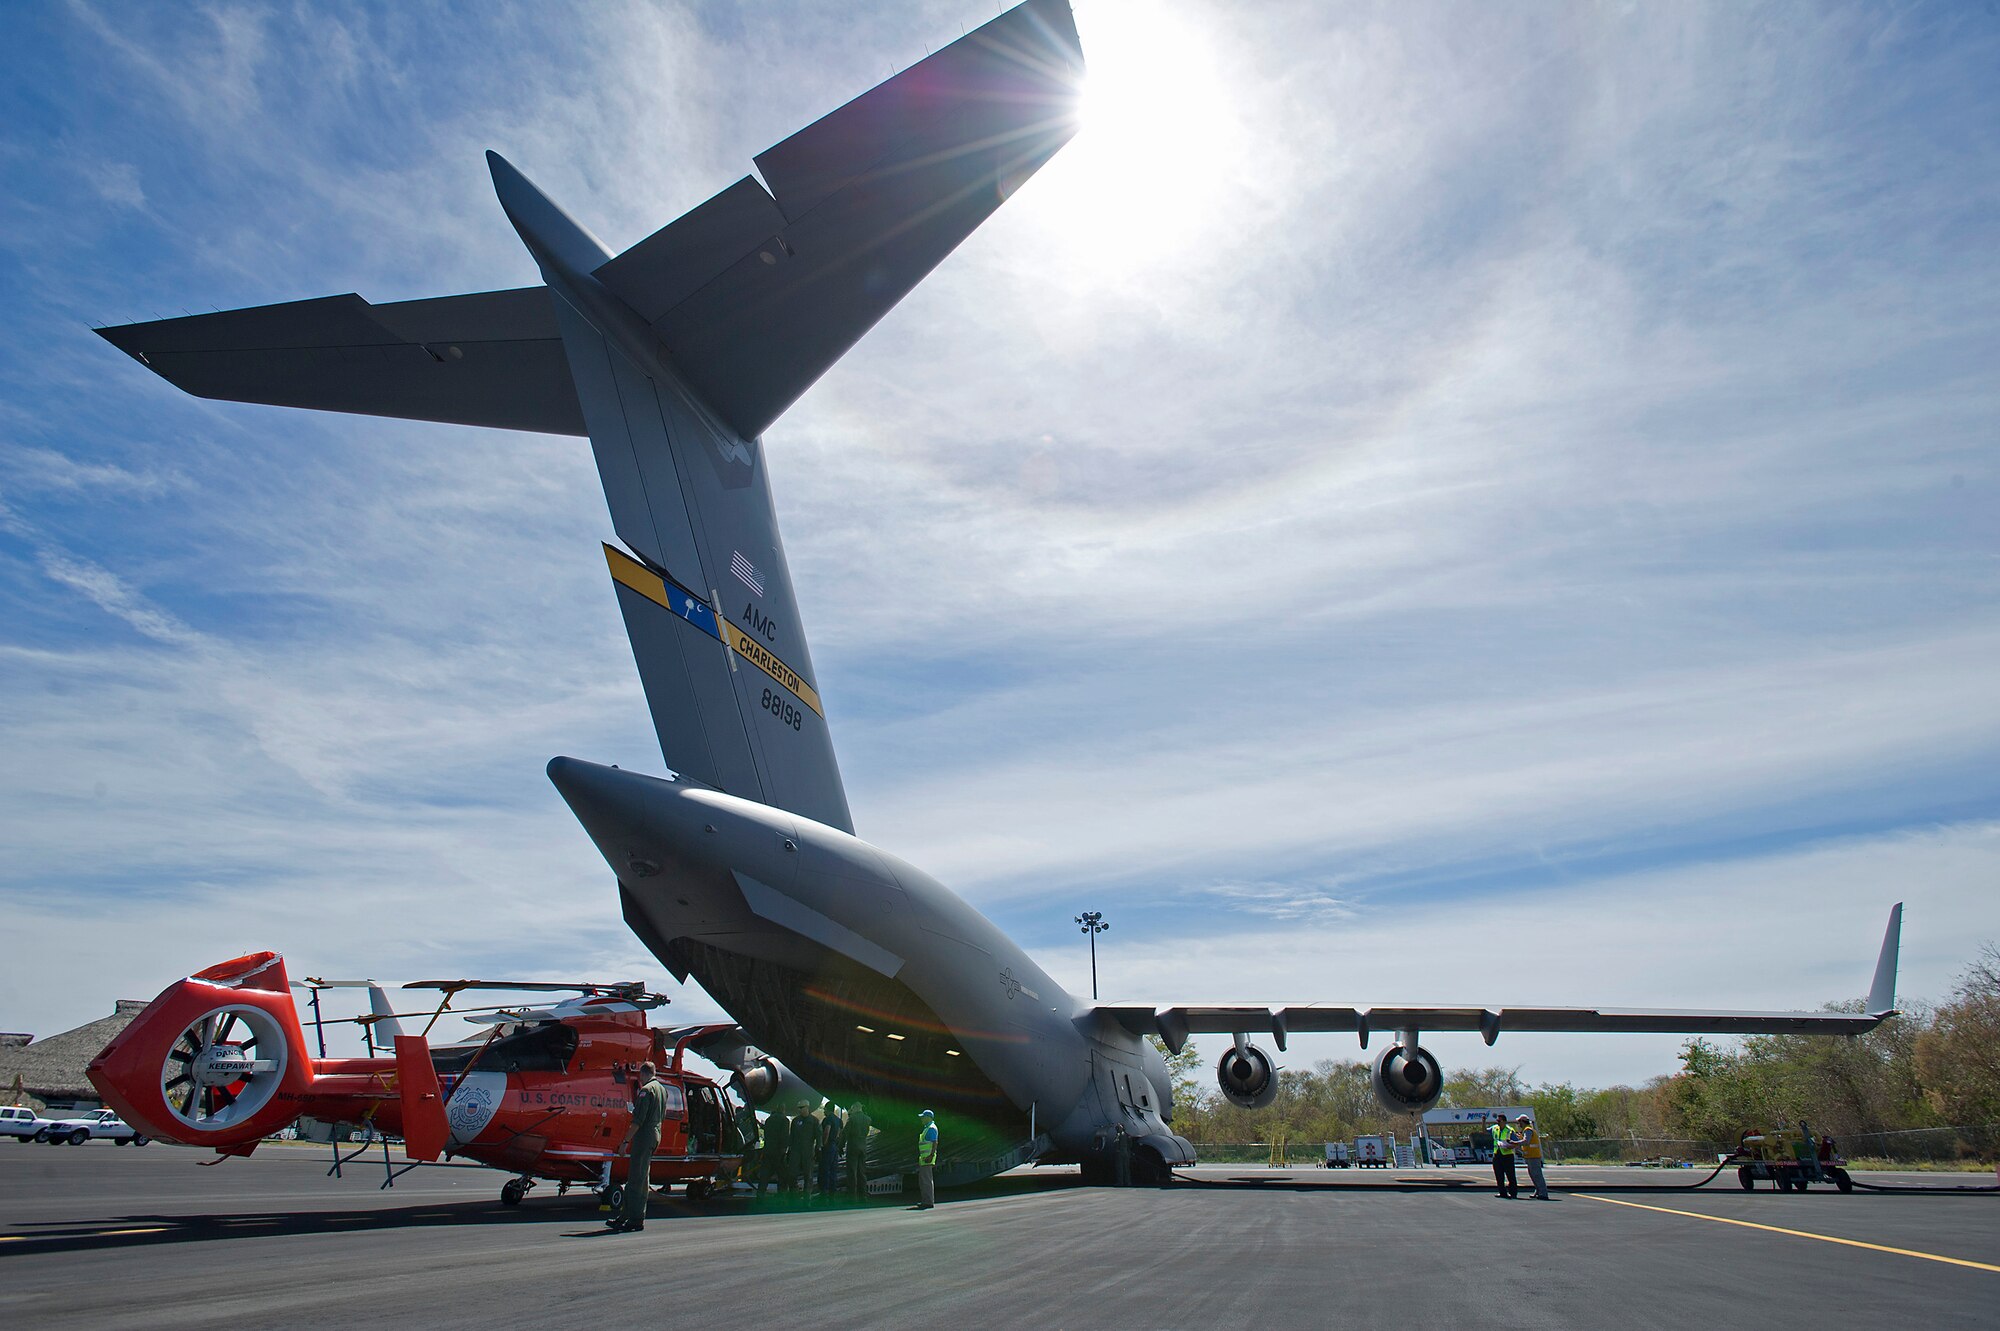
{"left": 1547, "top": 1125, "right": 1999, "bottom": 1168}
{"left": 1184, "top": 1126, "right": 1999, "bottom": 1170}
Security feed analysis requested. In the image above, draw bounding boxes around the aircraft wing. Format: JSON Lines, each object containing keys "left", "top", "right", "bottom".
{"left": 595, "top": 0, "right": 1083, "bottom": 441}
{"left": 1100, "top": 904, "right": 1904, "bottom": 1053}
{"left": 96, "top": 287, "right": 585, "bottom": 436}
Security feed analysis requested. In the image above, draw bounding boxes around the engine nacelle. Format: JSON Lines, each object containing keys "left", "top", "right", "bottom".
{"left": 1371, "top": 1043, "right": 1443, "bottom": 1114}
{"left": 1216, "top": 1043, "right": 1280, "bottom": 1110}
{"left": 729, "top": 1054, "right": 815, "bottom": 1109}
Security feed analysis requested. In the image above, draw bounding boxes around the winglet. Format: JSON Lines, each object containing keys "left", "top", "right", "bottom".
{"left": 1866, "top": 902, "right": 1903, "bottom": 1016}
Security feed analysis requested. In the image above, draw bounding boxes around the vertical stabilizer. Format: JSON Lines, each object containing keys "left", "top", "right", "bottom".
{"left": 518, "top": 0, "right": 1082, "bottom": 834}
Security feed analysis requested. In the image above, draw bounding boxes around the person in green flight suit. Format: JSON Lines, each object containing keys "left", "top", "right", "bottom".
{"left": 915, "top": 1108, "right": 939, "bottom": 1210}
{"left": 844, "top": 1099, "right": 872, "bottom": 1200}
{"left": 608, "top": 1062, "right": 669, "bottom": 1232}
{"left": 786, "top": 1098, "right": 818, "bottom": 1198}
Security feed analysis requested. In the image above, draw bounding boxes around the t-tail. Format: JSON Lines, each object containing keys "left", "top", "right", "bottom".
{"left": 95, "top": 0, "right": 1085, "bottom": 837}
{"left": 490, "top": 0, "right": 1084, "bottom": 833}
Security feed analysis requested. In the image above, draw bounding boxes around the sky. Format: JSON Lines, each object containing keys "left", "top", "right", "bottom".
{"left": 2, "top": 0, "right": 1997, "bottom": 1093}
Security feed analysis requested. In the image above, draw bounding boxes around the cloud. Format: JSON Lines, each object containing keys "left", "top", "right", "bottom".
{"left": 1, "top": 0, "right": 1996, "bottom": 1098}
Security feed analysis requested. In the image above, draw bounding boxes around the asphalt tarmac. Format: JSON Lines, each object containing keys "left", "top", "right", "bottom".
{"left": 3, "top": 1142, "right": 1995, "bottom": 1329}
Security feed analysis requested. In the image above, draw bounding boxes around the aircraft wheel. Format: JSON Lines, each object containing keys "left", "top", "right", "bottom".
{"left": 68, "top": 1129, "right": 90, "bottom": 1145}
{"left": 1738, "top": 1167, "right": 1755, "bottom": 1190}
{"left": 134, "top": 1136, "right": 148, "bottom": 1147}
{"left": 603, "top": 1183, "right": 625, "bottom": 1211}
{"left": 685, "top": 1179, "right": 711, "bottom": 1201}
{"left": 500, "top": 1178, "right": 527, "bottom": 1207}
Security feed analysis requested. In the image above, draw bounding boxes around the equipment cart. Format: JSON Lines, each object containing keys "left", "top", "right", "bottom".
{"left": 1732, "top": 1122, "right": 1853, "bottom": 1193}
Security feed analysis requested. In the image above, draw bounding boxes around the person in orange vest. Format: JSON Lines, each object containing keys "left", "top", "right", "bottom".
{"left": 1513, "top": 1114, "right": 1549, "bottom": 1200}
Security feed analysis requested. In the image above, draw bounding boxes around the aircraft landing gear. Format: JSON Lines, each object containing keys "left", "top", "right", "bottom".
{"left": 602, "top": 1182, "right": 626, "bottom": 1212}
{"left": 500, "top": 1177, "right": 534, "bottom": 1207}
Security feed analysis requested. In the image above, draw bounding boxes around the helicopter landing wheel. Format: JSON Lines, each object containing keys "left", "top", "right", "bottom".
{"left": 603, "top": 1183, "right": 625, "bottom": 1211}
{"left": 500, "top": 1178, "right": 530, "bottom": 1207}
{"left": 686, "top": 1179, "right": 711, "bottom": 1201}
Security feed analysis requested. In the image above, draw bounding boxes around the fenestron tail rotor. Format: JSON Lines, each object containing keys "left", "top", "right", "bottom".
{"left": 157, "top": 1005, "right": 289, "bottom": 1133}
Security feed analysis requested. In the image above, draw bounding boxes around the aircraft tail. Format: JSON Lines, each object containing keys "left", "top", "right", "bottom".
{"left": 526, "top": 0, "right": 1082, "bottom": 833}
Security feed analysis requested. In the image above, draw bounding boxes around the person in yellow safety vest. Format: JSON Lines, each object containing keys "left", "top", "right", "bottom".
{"left": 1514, "top": 1114, "right": 1549, "bottom": 1200}
{"left": 1489, "top": 1114, "right": 1518, "bottom": 1199}
{"left": 915, "top": 1109, "right": 939, "bottom": 1211}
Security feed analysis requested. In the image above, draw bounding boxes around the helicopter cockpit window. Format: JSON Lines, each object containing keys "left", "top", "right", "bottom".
{"left": 479, "top": 1021, "right": 579, "bottom": 1073}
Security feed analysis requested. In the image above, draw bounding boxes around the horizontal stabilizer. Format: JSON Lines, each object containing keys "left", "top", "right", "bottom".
{"left": 97, "top": 288, "right": 584, "bottom": 435}
{"left": 596, "top": 0, "right": 1083, "bottom": 440}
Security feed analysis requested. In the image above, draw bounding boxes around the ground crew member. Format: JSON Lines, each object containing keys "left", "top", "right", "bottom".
{"left": 756, "top": 1103, "right": 780, "bottom": 1183}
{"left": 818, "top": 1100, "right": 844, "bottom": 1198}
{"left": 1113, "top": 1124, "right": 1133, "bottom": 1187}
{"left": 915, "top": 1108, "right": 939, "bottom": 1210}
{"left": 735, "top": 1102, "right": 761, "bottom": 1185}
{"left": 608, "top": 1062, "right": 668, "bottom": 1232}
{"left": 1489, "top": 1114, "right": 1517, "bottom": 1199}
{"left": 787, "top": 1098, "right": 817, "bottom": 1198}
{"left": 845, "top": 1099, "right": 872, "bottom": 1199}
{"left": 1514, "top": 1114, "right": 1548, "bottom": 1200}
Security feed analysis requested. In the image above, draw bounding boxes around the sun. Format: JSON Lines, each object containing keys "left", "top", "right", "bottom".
{"left": 1022, "top": 1, "right": 1247, "bottom": 288}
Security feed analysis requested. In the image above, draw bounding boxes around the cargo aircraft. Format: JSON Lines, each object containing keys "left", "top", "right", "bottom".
{"left": 99, "top": 0, "right": 1903, "bottom": 1185}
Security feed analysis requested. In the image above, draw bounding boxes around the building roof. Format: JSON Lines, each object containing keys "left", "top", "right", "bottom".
{"left": 0, "top": 1001, "right": 146, "bottom": 1108}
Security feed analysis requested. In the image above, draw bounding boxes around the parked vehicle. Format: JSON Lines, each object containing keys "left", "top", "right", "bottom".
{"left": 41, "top": 1109, "right": 147, "bottom": 1146}
{"left": 1355, "top": 1135, "right": 1390, "bottom": 1168}
{"left": 1322, "top": 1141, "right": 1352, "bottom": 1168}
{"left": 1, "top": 1105, "right": 52, "bottom": 1142}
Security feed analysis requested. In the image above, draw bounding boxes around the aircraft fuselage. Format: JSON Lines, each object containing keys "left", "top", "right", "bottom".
{"left": 548, "top": 756, "right": 1191, "bottom": 1176}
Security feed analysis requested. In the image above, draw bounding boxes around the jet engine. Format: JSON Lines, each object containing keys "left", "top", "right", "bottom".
{"left": 729, "top": 1053, "right": 816, "bottom": 1109}
{"left": 1216, "top": 1043, "right": 1280, "bottom": 1110}
{"left": 1371, "top": 1042, "right": 1443, "bottom": 1114}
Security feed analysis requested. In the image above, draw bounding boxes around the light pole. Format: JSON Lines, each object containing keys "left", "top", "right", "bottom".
{"left": 1075, "top": 911, "right": 1109, "bottom": 999}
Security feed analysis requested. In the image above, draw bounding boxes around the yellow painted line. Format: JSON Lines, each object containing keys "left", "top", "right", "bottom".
{"left": 1575, "top": 1195, "right": 2000, "bottom": 1274}
{"left": 2, "top": 1226, "right": 175, "bottom": 1242}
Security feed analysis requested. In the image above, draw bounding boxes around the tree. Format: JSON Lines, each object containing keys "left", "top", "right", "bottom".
{"left": 1916, "top": 945, "right": 2000, "bottom": 1125}
{"left": 1149, "top": 1036, "right": 1204, "bottom": 1123}
{"left": 1442, "top": 1065, "right": 1525, "bottom": 1109}
{"left": 1524, "top": 1082, "right": 1598, "bottom": 1142}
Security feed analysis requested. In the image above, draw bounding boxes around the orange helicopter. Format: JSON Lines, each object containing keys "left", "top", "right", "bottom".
{"left": 87, "top": 951, "right": 750, "bottom": 1207}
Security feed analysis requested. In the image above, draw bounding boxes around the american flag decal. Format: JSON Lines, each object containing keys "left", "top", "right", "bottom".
{"left": 730, "top": 550, "right": 765, "bottom": 596}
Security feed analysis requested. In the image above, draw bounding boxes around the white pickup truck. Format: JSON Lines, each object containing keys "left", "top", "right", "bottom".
{"left": 1, "top": 1105, "right": 53, "bottom": 1142}
{"left": 40, "top": 1109, "right": 147, "bottom": 1145}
